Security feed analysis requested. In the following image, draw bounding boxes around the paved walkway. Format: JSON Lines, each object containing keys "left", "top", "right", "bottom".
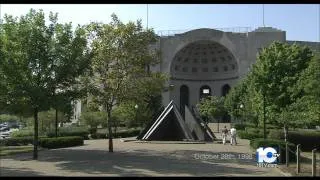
{"left": 0, "top": 135, "right": 289, "bottom": 176}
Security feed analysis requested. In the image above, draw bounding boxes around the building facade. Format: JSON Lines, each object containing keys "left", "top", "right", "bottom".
{"left": 149, "top": 27, "right": 319, "bottom": 119}
{"left": 72, "top": 27, "right": 319, "bottom": 124}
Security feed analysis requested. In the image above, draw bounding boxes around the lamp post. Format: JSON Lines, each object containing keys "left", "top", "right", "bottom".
{"left": 263, "top": 91, "right": 266, "bottom": 139}
{"left": 135, "top": 104, "right": 138, "bottom": 127}
{"left": 239, "top": 104, "right": 244, "bottom": 125}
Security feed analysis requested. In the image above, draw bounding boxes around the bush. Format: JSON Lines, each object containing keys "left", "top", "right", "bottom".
{"left": 238, "top": 130, "right": 264, "bottom": 140}
{"left": 39, "top": 136, "right": 84, "bottom": 149}
{"left": 233, "top": 123, "right": 246, "bottom": 130}
{"left": 0, "top": 137, "right": 33, "bottom": 146}
{"left": 0, "top": 136, "right": 47, "bottom": 146}
{"left": 47, "top": 126, "right": 89, "bottom": 140}
{"left": 11, "top": 129, "right": 34, "bottom": 137}
{"left": 267, "top": 124, "right": 281, "bottom": 129}
{"left": 268, "top": 129, "right": 285, "bottom": 140}
{"left": 10, "top": 128, "right": 46, "bottom": 138}
{"left": 250, "top": 138, "right": 296, "bottom": 163}
{"left": 268, "top": 129, "right": 320, "bottom": 151}
{"left": 91, "top": 132, "right": 106, "bottom": 139}
{"left": 106, "top": 128, "right": 142, "bottom": 138}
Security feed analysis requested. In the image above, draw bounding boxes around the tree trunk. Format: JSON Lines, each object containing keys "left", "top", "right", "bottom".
{"left": 283, "top": 125, "right": 288, "bottom": 142}
{"left": 33, "top": 107, "right": 39, "bottom": 160}
{"left": 55, "top": 108, "right": 58, "bottom": 138}
{"left": 41, "top": 118, "right": 43, "bottom": 134}
{"left": 107, "top": 109, "right": 113, "bottom": 152}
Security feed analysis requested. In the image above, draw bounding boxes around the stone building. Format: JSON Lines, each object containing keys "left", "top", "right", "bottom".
{"left": 72, "top": 26, "right": 319, "bottom": 124}
{"left": 147, "top": 26, "right": 319, "bottom": 123}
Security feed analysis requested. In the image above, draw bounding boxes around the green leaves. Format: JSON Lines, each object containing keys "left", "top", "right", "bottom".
{"left": 86, "top": 14, "right": 165, "bottom": 111}
{"left": 0, "top": 8, "right": 91, "bottom": 123}
{"left": 224, "top": 41, "right": 318, "bottom": 128}
{"left": 197, "top": 96, "right": 226, "bottom": 120}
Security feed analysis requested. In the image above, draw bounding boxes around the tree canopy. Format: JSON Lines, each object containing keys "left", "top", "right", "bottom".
{"left": 224, "top": 41, "right": 318, "bottom": 129}
{"left": 0, "top": 9, "right": 92, "bottom": 159}
{"left": 84, "top": 14, "right": 166, "bottom": 152}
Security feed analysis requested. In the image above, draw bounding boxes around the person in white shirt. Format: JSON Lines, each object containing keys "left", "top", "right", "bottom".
{"left": 221, "top": 126, "right": 228, "bottom": 145}
{"left": 230, "top": 127, "right": 237, "bottom": 145}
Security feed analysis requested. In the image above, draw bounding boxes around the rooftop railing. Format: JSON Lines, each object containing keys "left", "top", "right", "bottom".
{"left": 157, "top": 27, "right": 252, "bottom": 37}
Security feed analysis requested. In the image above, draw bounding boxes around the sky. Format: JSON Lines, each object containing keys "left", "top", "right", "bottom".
{"left": 1, "top": 4, "right": 319, "bottom": 42}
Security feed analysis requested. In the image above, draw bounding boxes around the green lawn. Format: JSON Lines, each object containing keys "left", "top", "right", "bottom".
{"left": 0, "top": 146, "right": 37, "bottom": 156}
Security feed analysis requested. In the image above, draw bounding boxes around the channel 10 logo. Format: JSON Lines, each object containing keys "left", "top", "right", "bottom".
{"left": 256, "top": 147, "right": 280, "bottom": 164}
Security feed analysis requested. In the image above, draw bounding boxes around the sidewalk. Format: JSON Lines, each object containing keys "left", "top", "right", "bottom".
{"left": 0, "top": 136, "right": 287, "bottom": 176}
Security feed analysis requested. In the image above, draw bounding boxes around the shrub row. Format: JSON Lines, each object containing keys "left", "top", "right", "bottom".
{"left": 267, "top": 129, "right": 320, "bottom": 151}
{"left": 0, "top": 136, "right": 47, "bottom": 146}
{"left": 46, "top": 126, "right": 89, "bottom": 140}
{"left": 11, "top": 129, "right": 46, "bottom": 137}
{"left": 111, "top": 128, "right": 142, "bottom": 138}
{"left": 250, "top": 138, "right": 296, "bottom": 163}
{"left": 39, "top": 136, "right": 84, "bottom": 149}
{"left": 89, "top": 128, "right": 142, "bottom": 139}
{"left": 238, "top": 130, "right": 264, "bottom": 140}
{"left": 233, "top": 124, "right": 246, "bottom": 130}
{"left": 90, "top": 132, "right": 107, "bottom": 139}
{"left": 0, "top": 136, "right": 84, "bottom": 149}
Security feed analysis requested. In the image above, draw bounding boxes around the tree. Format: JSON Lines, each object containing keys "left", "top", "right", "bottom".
{"left": 251, "top": 42, "right": 313, "bottom": 136}
{"left": 225, "top": 41, "right": 315, "bottom": 140}
{"left": 197, "top": 96, "right": 226, "bottom": 125}
{"left": 85, "top": 14, "right": 165, "bottom": 152}
{"left": 287, "top": 53, "right": 320, "bottom": 128}
{"left": 38, "top": 108, "right": 70, "bottom": 133}
{"left": 0, "top": 9, "right": 91, "bottom": 159}
{"left": 79, "top": 111, "right": 106, "bottom": 134}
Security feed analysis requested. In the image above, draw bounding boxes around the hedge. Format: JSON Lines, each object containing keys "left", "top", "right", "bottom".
{"left": 238, "top": 130, "right": 264, "bottom": 140}
{"left": 0, "top": 136, "right": 46, "bottom": 146}
{"left": 90, "top": 132, "right": 106, "bottom": 139}
{"left": 47, "top": 126, "right": 89, "bottom": 140}
{"left": 250, "top": 138, "right": 296, "bottom": 163}
{"left": 39, "top": 136, "right": 84, "bottom": 149}
{"left": 11, "top": 129, "right": 46, "bottom": 137}
{"left": 107, "top": 128, "right": 141, "bottom": 138}
{"left": 268, "top": 129, "right": 320, "bottom": 151}
{"left": 89, "top": 128, "right": 142, "bottom": 139}
{"left": 233, "top": 124, "right": 246, "bottom": 130}
{"left": 0, "top": 136, "right": 84, "bottom": 149}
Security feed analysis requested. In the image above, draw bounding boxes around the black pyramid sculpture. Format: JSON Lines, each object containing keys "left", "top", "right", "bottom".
{"left": 137, "top": 100, "right": 215, "bottom": 141}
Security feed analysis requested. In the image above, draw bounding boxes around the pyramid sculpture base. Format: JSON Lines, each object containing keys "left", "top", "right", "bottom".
{"left": 137, "top": 100, "right": 215, "bottom": 142}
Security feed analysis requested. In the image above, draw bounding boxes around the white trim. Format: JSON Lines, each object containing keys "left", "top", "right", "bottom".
{"left": 142, "top": 100, "right": 173, "bottom": 139}
{"left": 143, "top": 105, "right": 174, "bottom": 140}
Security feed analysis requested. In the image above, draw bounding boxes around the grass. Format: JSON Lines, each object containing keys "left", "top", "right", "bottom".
{"left": 278, "top": 151, "right": 320, "bottom": 176}
{"left": 0, "top": 146, "right": 41, "bottom": 156}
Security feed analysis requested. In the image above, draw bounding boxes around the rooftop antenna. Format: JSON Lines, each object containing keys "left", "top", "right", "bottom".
{"left": 147, "top": 4, "right": 149, "bottom": 30}
{"left": 263, "top": 4, "right": 265, "bottom": 27}
{"left": 0, "top": 4, "right": 2, "bottom": 24}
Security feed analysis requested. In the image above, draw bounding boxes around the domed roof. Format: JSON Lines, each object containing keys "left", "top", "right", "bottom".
{"left": 171, "top": 40, "right": 238, "bottom": 80}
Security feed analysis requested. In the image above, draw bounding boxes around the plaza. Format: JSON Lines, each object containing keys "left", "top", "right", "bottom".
{"left": 0, "top": 136, "right": 288, "bottom": 176}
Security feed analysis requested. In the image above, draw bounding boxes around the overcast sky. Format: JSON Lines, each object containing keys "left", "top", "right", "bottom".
{"left": 1, "top": 4, "right": 319, "bottom": 42}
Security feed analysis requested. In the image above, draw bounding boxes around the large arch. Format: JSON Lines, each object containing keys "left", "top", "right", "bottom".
{"left": 221, "top": 84, "right": 231, "bottom": 123}
{"left": 180, "top": 85, "right": 189, "bottom": 117}
{"left": 222, "top": 84, "right": 231, "bottom": 96}
{"left": 170, "top": 40, "right": 239, "bottom": 81}
{"left": 169, "top": 39, "right": 239, "bottom": 109}
{"left": 199, "top": 85, "right": 212, "bottom": 101}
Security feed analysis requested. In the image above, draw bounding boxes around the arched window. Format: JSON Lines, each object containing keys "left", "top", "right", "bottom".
{"left": 199, "top": 85, "right": 212, "bottom": 101}
{"left": 222, "top": 84, "right": 231, "bottom": 96}
{"left": 180, "top": 85, "right": 189, "bottom": 117}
